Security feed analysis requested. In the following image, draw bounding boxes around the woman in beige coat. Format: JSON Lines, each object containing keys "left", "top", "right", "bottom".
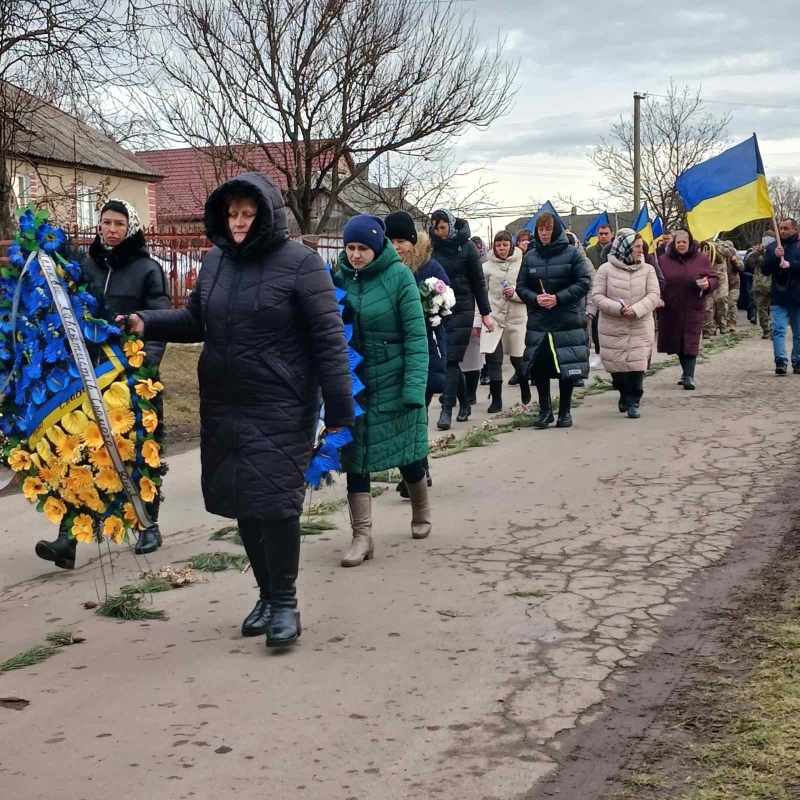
{"left": 477, "top": 231, "right": 531, "bottom": 411}
{"left": 591, "top": 229, "right": 661, "bottom": 419}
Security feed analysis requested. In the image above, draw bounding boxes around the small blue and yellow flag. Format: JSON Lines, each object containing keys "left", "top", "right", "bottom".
{"left": 583, "top": 211, "right": 610, "bottom": 248}
{"left": 524, "top": 200, "right": 568, "bottom": 234}
{"left": 651, "top": 216, "right": 664, "bottom": 250}
{"left": 675, "top": 135, "right": 774, "bottom": 242}
{"left": 632, "top": 203, "right": 653, "bottom": 246}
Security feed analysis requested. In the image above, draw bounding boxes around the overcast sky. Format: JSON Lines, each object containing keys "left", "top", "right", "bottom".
{"left": 456, "top": 0, "right": 800, "bottom": 236}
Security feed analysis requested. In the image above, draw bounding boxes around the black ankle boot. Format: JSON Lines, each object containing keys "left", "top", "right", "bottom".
{"left": 264, "top": 519, "right": 302, "bottom": 648}
{"left": 35, "top": 531, "right": 77, "bottom": 570}
{"left": 556, "top": 412, "right": 573, "bottom": 428}
{"left": 134, "top": 524, "right": 162, "bottom": 555}
{"left": 488, "top": 381, "right": 503, "bottom": 413}
{"left": 437, "top": 408, "right": 452, "bottom": 430}
{"left": 456, "top": 404, "right": 471, "bottom": 422}
{"left": 242, "top": 597, "right": 271, "bottom": 637}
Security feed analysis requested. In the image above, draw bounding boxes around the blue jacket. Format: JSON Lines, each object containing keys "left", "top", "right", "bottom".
{"left": 762, "top": 233, "right": 800, "bottom": 306}
{"left": 415, "top": 258, "right": 450, "bottom": 395}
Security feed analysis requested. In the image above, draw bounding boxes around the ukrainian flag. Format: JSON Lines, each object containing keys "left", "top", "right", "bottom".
{"left": 675, "top": 135, "right": 774, "bottom": 242}
{"left": 583, "top": 211, "right": 610, "bottom": 248}
{"left": 651, "top": 216, "right": 664, "bottom": 250}
{"left": 632, "top": 203, "right": 654, "bottom": 246}
{"left": 524, "top": 200, "right": 568, "bottom": 234}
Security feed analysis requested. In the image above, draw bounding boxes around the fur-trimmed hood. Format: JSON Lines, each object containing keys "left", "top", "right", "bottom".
{"left": 401, "top": 230, "right": 434, "bottom": 273}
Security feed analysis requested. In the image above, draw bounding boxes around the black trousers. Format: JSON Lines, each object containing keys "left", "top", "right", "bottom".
{"left": 237, "top": 517, "right": 301, "bottom": 608}
{"left": 347, "top": 461, "right": 427, "bottom": 494}
{"left": 591, "top": 314, "right": 600, "bottom": 354}
{"left": 611, "top": 372, "right": 645, "bottom": 404}
{"left": 531, "top": 344, "right": 574, "bottom": 415}
{"left": 443, "top": 362, "right": 477, "bottom": 409}
{"left": 484, "top": 342, "right": 525, "bottom": 383}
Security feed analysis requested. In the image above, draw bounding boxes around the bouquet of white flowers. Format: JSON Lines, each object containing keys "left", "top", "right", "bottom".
{"left": 418, "top": 277, "right": 456, "bottom": 328}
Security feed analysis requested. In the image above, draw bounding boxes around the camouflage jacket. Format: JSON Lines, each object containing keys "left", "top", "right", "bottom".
{"left": 746, "top": 246, "right": 772, "bottom": 294}
{"left": 717, "top": 241, "right": 744, "bottom": 289}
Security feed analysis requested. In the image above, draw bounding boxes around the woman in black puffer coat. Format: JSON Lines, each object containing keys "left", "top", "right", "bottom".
{"left": 516, "top": 212, "right": 591, "bottom": 429}
{"left": 126, "top": 173, "right": 354, "bottom": 649}
{"left": 429, "top": 209, "right": 492, "bottom": 430}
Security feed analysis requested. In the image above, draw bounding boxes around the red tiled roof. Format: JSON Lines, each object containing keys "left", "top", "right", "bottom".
{"left": 137, "top": 143, "right": 351, "bottom": 223}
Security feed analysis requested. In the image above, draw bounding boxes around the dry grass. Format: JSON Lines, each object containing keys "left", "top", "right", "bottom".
{"left": 159, "top": 343, "right": 201, "bottom": 445}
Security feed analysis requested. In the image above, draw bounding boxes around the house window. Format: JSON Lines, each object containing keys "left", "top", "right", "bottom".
{"left": 76, "top": 185, "right": 99, "bottom": 230}
{"left": 13, "top": 174, "right": 32, "bottom": 208}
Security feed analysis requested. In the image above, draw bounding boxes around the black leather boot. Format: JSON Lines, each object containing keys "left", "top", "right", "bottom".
{"left": 242, "top": 597, "right": 271, "bottom": 637}
{"left": 488, "top": 381, "right": 503, "bottom": 414}
{"left": 134, "top": 524, "right": 162, "bottom": 555}
{"left": 35, "top": 530, "right": 77, "bottom": 570}
{"left": 437, "top": 407, "right": 453, "bottom": 430}
{"left": 264, "top": 519, "right": 302, "bottom": 648}
{"left": 456, "top": 404, "right": 471, "bottom": 422}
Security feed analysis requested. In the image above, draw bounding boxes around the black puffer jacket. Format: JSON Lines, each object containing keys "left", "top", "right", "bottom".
{"left": 140, "top": 173, "right": 354, "bottom": 521}
{"left": 516, "top": 221, "right": 592, "bottom": 381}
{"left": 430, "top": 219, "right": 491, "bottom": 362}
{"left": 85, "top": 231, "right": 171, "bottom": 365}
{"left": 762, "top": 232, "right": 800, "bottom": 306}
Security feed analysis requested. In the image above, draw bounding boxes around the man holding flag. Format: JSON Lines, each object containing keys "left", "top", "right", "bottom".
{"left": 761, "top": 218, "right": 800, "bottom": 375}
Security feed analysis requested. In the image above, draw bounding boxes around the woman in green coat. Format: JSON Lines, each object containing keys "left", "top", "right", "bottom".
{"left": 333, "top": 215, "right": 431, "bottom": 568}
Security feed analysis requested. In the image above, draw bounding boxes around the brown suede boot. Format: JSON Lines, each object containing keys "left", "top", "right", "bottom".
{"left": 406, "top": 478, "right": 432, "bottom": 540}
{"left": 342, "top": 493, "right": 374, "bottom": 567}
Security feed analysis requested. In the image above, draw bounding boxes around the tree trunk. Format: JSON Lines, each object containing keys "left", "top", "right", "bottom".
{"left": 0, "top": 161, "right": 16, "bottom": 240}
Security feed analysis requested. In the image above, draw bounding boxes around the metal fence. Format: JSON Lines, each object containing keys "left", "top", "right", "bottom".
{"left": 0, "top": 232, "right": 344, "bottom": 309}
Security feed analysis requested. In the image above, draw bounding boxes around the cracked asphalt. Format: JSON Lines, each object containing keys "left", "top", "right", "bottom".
{"left": 0, "top": 332, "right": 798, "bottom": 799}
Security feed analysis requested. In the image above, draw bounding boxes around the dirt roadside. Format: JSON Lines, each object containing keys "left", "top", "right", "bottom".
{"left": 529, "top": 476, "right": 800, "bottom": 800}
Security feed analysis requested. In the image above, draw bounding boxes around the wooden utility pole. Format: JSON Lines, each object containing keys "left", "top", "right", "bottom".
{"left": 633, "top": 92, "right": 647, "bottom": 212}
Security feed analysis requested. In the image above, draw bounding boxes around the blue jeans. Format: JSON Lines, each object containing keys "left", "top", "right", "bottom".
{"left": 771, "top": 305, "right": 800, "bottom": 366}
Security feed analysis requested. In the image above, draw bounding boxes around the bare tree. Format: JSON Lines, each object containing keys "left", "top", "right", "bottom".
{"left": 149, "top": 0, "right": 518, "bottom": 234}
{"left": 0, "top": 0, "right": 154, "bottom": 236}
{"left": 590, "top": 82, "right": 731, "bottom": 229}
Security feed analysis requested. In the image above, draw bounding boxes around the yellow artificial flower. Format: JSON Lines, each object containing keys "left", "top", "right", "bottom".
{"left": 43, "top": 497, "right": 67, "bottom": 524}
{"left": 62, "top": 410, "right": 89, "bottom": 436}
{"left": 109, "top": 407, "right": 135, "bottom": 435}
{"left": 35, "top": 439, "right": 54, "bottom": 464}
{"left": 123, "top": 502, "right": 139, "bottom": 528}
{"left": 142, "top": 409, "right": 159, "bottom": 434}
{"left": 61, "top": 487, "right": 82, "bottom": 507}
{"left": 96, "top": 467, "right": 123, "bottom": 494}
{"left": 139, "top": 476, "right": 157, "bottom": 503}
{"left": 45, "top": 425, "right": 66, "bottom": 446}
{"left": 82, "top": 422, "right": 104, "bottom": 450}
{"left": 89, "top": 447, "right": 113, "bottom": 470}
{"left": 72, "top": 514, "right": 95, "bottom": 544}
{"left": 135, "top": 379, "right": 164, "bottom": 401}
{"left": 103, "top": 516, "right": 126, "bottom": 544}
{"left": 142, "top": 439, "right": 161, "bottom": 468}
{"left": 104, "top": 381, "right": 132, "bottom": 410}
{"left": 115, "top": 435, "right": 135, "bottom": 462}
{"left": 56, "top": 435, "right": 83, "bottom": 464}
{"left": 39, "top": 463, "right": 67, "bottom": 490}
{"left": 67, "top": 465, "right": 94, "bottom": 490}
{"left": 30, "top": 453, "right": 41, "bottom": 470}
{"left": 123, "top": 339, "right": 146, "bottom": 368}
{"left": 78, "top": 487, "right": 106, "bottom": 514}
{"left": 22, "top": 476, "right": 46, "bottom": 501}
{"left": 8, "top": 447, "right": 33, "bottom": 472}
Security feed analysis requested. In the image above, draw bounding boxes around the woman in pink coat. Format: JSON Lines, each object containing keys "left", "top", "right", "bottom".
{"left": 592, "top": 230, "right": 661, "bottom": 418}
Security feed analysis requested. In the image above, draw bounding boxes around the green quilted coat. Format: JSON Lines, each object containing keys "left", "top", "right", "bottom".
{"left": 334, "top": 242, "right": 430, "bottom": 475}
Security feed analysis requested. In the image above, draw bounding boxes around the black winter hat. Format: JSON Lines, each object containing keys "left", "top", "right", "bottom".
{"left": 384, "top": 211, "right": 418, "bottom": 245}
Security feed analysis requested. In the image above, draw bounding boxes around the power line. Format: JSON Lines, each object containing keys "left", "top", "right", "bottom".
{"left": 646, "top": 92, "right": 800, "bottom": 113}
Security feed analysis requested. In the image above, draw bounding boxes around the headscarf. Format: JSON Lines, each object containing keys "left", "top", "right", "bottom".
{"left": 609, "top": 228, "right": 639, "bottom": 266}
{"left": 432, "top": 208, "right": 458, "bottom": 240}
{"left": 99, "top": 198, "right": 141, "bottom": 243}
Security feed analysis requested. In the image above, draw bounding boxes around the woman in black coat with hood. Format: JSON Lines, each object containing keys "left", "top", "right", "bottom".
{"left": 124, "top": 173, "right": 354, "bottom": 649}
{"left": 429, "top": 209, "right": 493, "bottom": 430}
{"left": 516, "top": 212, "right": 592, "bottom": 429}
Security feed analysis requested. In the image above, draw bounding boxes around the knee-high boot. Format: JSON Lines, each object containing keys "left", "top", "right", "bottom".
{"left": 533, "top": 379, "right": 553, "bottom": 428}
{"left": 438, "top": 364, "right": 460, "bottom": 430}
{"left": 262, "top": 518, "right": 302, "bottom": 647}
{"left": 342, "top": 493, "right": 374, "bottom": 567}
{"left": 406, "top": 478, "right": 432, "bottom": 540}
{"left": 237, "top": 520, "right": 271, "bottom": 637}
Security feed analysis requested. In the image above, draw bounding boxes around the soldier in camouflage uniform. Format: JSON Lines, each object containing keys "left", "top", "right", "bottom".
{"left": 719, "top": 240, "right": 744, "bottom": 333}
{"left": 701, "top": 241, "right": 729, "bottom": 337}
{"left": 745, "top": 232, "right": 774, "bottom": 339}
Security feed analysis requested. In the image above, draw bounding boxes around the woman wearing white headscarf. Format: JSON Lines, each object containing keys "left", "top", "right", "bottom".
{"left": 591, "top": 228, "right": 661, "bottom": 418}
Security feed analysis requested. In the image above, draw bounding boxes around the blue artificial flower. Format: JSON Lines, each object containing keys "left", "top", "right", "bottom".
{"left": 19, "top": 209, "right": 35, "bottom": 233}
{"left": 30, "top": 380, "right": 47, "bottom": 405}
{"left": 35, "top": 224, "right": 66, "bottom": 253}
{"left": 7, "top": 242, "right": 25, "bottom": 267}
{"left": 44, "top": 337, "right": 68, "bottom": 364}
{"left": 67, "top": 360, "right": 80, "bottom": 379}
{"left": 83, "top": 320, "right": 120, "bottom": 343}
{"left": 26, "top": 262, "right": 47, "bottom": 288}
{"left": 64, "top": 261, "right": 82, "bottom": 281}
{"left": 21, "top": 285, "right": 52, "bottom": 313}
{"left": 0, "top": 414, "right": 13, "bottom": 436}
{"left": 0, "top": 277, "right": 17, "bottom": 301}
{"left": 22, "top": 352, "right": 44, "bottom": 381}
{"left": 70, "top": 294, "right": 85, "bottom": 320}
{"left": 14, "top": 381, "right": 29, "bottom": 407}
{"left": 45, "top": 368, "right": 70, "bottom": 393}
{"left": 77, "top": 291, "right": 98, "bottom": 314}
{"left": 0, "top": 340, "right": 11, "bottom": 363}
{"left": 0, "top": 310, "right": 13, "bottom": 335}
